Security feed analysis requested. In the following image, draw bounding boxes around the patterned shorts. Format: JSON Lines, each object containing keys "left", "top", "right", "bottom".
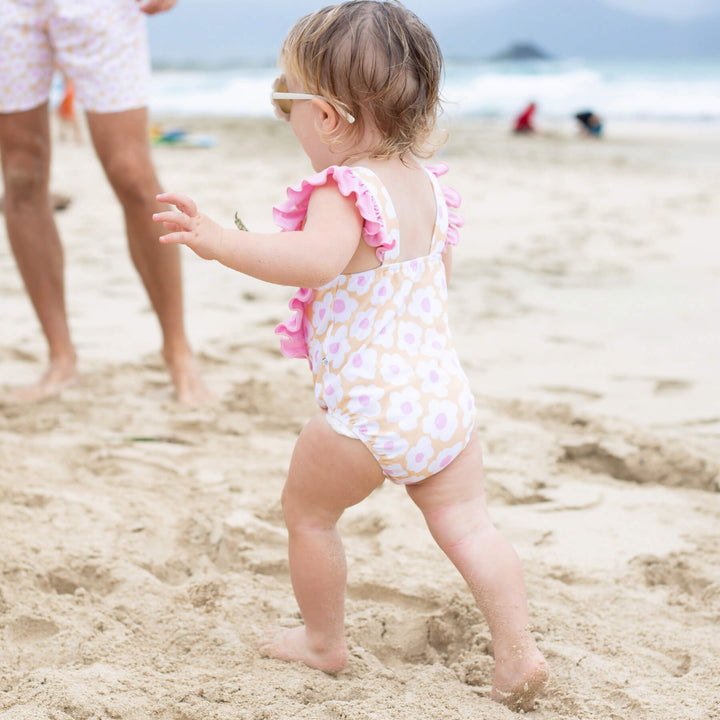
{"left": 0, "top": 0, "right": 150, "bottom": 114}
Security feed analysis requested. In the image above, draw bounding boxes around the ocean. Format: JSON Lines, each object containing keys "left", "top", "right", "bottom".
{"left": 143, "top": 58, "right": 720, "bottom": 123}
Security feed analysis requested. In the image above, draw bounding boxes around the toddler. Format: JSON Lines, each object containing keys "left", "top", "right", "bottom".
{"left": 153, "top": 0, "right": 548, "bottom": 711}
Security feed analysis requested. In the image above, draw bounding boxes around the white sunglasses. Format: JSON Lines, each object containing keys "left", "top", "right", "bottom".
{"left": 271, "top": 76, "right": 355, "bottom": 124}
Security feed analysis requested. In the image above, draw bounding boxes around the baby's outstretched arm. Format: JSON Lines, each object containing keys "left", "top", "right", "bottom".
{"left": 154, "top": 189, "right": 363, "bottom": 288}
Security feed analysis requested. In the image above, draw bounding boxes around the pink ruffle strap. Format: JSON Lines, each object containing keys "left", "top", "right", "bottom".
{"left": 273, "top": 166, "right": 396, "bottom": 359}
{"left": 425, "top": 162, "right": 465, "bottom": 248}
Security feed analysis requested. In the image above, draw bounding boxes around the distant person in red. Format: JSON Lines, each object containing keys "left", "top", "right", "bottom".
{"left": 57, "top": 76, "right": 82, "bottom": 143}
{"left": 513, "top": 101, "right": 536, "bottom": 134}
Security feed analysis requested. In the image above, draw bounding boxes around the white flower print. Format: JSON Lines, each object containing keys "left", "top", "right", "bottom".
{"left": 433, "top": 265, "right": 448, "bottom": 295}
{"left": 311, "top": 292, "right": 334, "bottom": 335}
{"left": 421, "top": 328, "right": 447, "bottom": 358}
{"left": 314, "top": 380, "right": 328, "bottom": 409}
{"left": 422, "top": 399, "right": 459, "bottom": 442}
{"left": 458, "top": 387, "right": 476, "bottom": 428}
{"left": 408, "top": 286, "right": 442, "bottom": 324}
{"left": 406, "top": 436, "right": 435, "bottom": 474}
{"left": 325, "top": 325, "right": 351, "bottom": 369}
{"left": 402, "top": 257, "right": 425, "bottom": 280}
{"left": 321, "top": 372, "right": 344, "bottom": 410}
{"left": 372, "top": 310, "right": 397, "bottom": 349}
{"left": 347, "top": 385, "right": 385, "bottom": 419}
{"left": 370, "top": 276, "right": 394, "bottom": 307}
{"left": 387, "top": 386, "right": 423, "bottom": 431}
{"left": 417, "top": 359, "right": 451, "bottom": 398}
{"left": 393, "top": 278, "right": 412, "bottom": 315}
{"left": 372, "top": 432, "right": 410, "bottom": 462}
{"left": 342, "top": 348, "right": 378, "bottom": 382}
{"left": 396, "top": 321, "right": 423, "bottom": 356}
{"left": 308, "top": 339, "right": 323, "bottom": 372}
{"left": 327, "top": 410, "right": 355, "bottom": 436}
{"left": 354, "top": 418, "right": 380, "bottom": 441}
{"left": 347, "top": 270, "right": 375, "bottom": 296}
{"left": 379, "top": 353, "right": 413, "bottom": 386}
{"left": 381, "top": 463, "right": 409, "bottom": 481}
{"left": 349, "top": 306, "right": 377, "bottom": 342}
{"left": 330, "top": 289, "right": 358, "bottom": 323}
{"left": 428, "top": 440, "right": 465, "bottom": 475}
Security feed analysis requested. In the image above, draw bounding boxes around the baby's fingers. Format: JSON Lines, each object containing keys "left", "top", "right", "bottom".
{"left": 158, "top": 229, "right": 197, "bottom": 245}
{"left": 152, "top": 210, "right": 193, "bottom": 230}
{"left": 156, "top": 192, "right": 198, "bottom": 216}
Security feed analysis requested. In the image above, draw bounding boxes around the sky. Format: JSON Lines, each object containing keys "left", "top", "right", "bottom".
{"left": 174, "top": 0, "right": 720, "bottom": 20}
{"left": 148, "top": 0, "right": 720, "bottom": 64}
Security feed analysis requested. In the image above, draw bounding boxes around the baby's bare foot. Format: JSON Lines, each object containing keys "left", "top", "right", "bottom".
{"left": 491, "top": 657, "right": 549, "bottom": 712}
{"left": 258, "top": 626, "right": 348, "bottom": 675}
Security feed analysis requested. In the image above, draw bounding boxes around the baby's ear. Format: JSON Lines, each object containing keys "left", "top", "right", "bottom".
{"left": 312, "top": 97, "right": 341, "bottom": 135}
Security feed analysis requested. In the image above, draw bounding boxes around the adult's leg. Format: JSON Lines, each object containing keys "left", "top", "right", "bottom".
{"left": 405, "top": 433, "right": 548, "bottom": 711}
{"left": 0, "top": 104, "right": 78, "bottom": 400}
{"left": 258, "top": 413, "right": 385, "bottom": 673}
{"left": 85, "top": 108, "right": 210, "bottom": 404}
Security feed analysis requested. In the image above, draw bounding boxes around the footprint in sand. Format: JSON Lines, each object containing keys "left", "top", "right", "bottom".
{"left": 561, "top": 435, "right": 719, "bottom": 491}
{"left": 6, "top": 615, "right": 60, "bottom": 643}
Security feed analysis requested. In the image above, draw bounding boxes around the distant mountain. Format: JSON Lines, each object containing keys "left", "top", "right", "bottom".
{"left": 489, "top": 42, "right": 554, "bottom": 61}
{"left": 147, "top": 0, "right": 720, "bottom": 66}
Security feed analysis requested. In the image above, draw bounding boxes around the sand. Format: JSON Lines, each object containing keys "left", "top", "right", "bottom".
{"left": 1, "top": 115, "right": 719, "bottom": 719}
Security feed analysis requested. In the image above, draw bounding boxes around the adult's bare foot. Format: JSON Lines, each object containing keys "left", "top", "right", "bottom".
{"left": 11, "top": 355, "right": 78, "bottom": 403}
{"left": 491, "top": 657, "right": 549, "bottom": 712}
{"left": 258, "top": 626, "right": 348, "bottom": 675}
{"left": 163, "top": 347, "right": 213, "bottom": 405}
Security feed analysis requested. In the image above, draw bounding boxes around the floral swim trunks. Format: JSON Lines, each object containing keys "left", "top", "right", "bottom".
{"left": 0, "top": 0, "right": 150, "bottom": 114}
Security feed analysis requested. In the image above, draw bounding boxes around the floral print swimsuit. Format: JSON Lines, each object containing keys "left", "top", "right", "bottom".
{"left": 275, "top": 163, "right": 476, "bottom": 484}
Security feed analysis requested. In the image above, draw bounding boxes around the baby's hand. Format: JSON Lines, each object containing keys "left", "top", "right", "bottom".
{"left": 154, "top": 193, "right": 224, "bottom": 261}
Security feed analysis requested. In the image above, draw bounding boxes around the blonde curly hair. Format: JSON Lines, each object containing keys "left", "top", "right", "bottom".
{"left": 280, "top": 0, "right": 445, "bottom": 160}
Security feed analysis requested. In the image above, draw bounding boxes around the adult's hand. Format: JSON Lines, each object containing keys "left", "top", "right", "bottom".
{"left": 137, "top": 0, "right": 177, "bottom": 15}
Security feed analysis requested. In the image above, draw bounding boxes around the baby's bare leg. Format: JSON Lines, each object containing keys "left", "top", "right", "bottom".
{"left": 258, "top": 413, "right": 384, "bottom": 673}
{"left": 406, "top": 434, "right": 548, "bottom": 711}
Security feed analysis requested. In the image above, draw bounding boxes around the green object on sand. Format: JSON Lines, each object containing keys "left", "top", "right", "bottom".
{"left": 234, "top": 212, "right": 249, "bottom": 232}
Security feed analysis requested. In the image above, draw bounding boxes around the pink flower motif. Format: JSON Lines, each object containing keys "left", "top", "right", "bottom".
{"left": 349, "top": 306, "right": 377, "bottom": 342}
{"left": 372, "top": 433, "right": 410, "bottom": 462}
{"left": 331, "top": 289, "right": 358, "bottom": 323}
{"left": 458, "top": 387, "right": 476, "bottom": 428}
{"left": 310, "top": 292, "right": 334, "bottom": 335}
{"left": 402, "top": 257, "right": 426, "bottom": 281}
{"left": 421, "top": 328, "right": 447, "bottom": 359}
{"left": 347, "top": 270, "right": 376, "bottom": 296}
{"left": 428, "top": 441, "right": 465, "bottom": 475}
{"left": 396, "top": 321, "right": 423, "bottom": 356}
{"left": 347, "top": 385, "right": 385, "bottom": 419}
{"left": 353, "top": 419, "right": 380, "bottom": 441}
{"left": 417, "top": 360, "right": 451, "bottom": 398}
{"left": 406, "top": 436, "right": 435, "bottom": 474}
{"left": 321, "top": 372, "right": 344, "bottom": 410}
{"left": 381, "top": 463, "right": 409, "bottom": 481}
{"left": 408, "top": 286, "right": 442, "bottom": 324}
{"left": 387, "top": 386, "right": 422, "bottom": 431}
{"left": 325, "top": 325, "right": 351, "bottom": 369}
{"left": 380, "top": 353, "right": 413, "bottom": 386}
{"left": 342, "top": 348, "right": 378, "bottom": 382}
{"left": 371, "top": 277, "right": 394, "bottom": 307}
{"left": 372, "top": 310, "right": 397, "bottom": 350}
{"left": 423, "top": 399, "right": 459, "bottom": 442}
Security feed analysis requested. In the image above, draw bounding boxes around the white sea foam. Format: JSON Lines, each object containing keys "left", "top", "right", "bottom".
{"left": 146, "top": 60, "right": 720, "bottom": 122}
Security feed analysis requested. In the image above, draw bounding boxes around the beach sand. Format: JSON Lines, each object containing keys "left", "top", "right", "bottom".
{"left": 1, "top": 116, "right": 719, "bottom": 719}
